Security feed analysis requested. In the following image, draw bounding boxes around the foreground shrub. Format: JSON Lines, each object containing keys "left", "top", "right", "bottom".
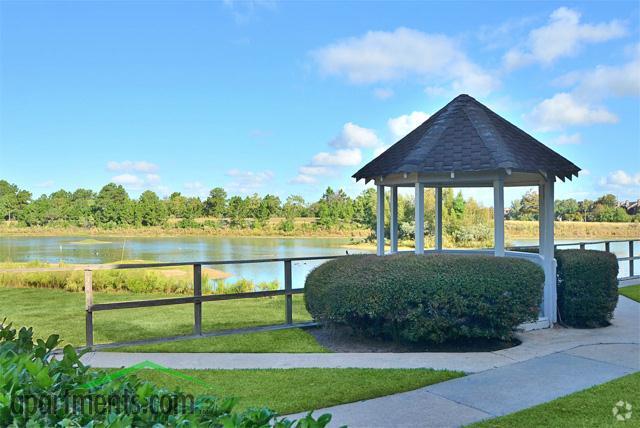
{"left": 0, "top": 321, "right": 331, "bottom": 427}
{"left": 556, "top": 249, "right": 618, "bottom": 327}
{"left": 305, "top": 254, "right": 544, "bottom": 343}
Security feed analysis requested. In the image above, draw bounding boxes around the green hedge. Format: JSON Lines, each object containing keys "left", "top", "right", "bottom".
{"left": 556, "top": 249, "right": 619, "bottom": 327}
{"left": 0, "top": 322, "right": 331, "bottom": 427}
{"left": 304, "top": 254, "right": 544, "bottom": 343}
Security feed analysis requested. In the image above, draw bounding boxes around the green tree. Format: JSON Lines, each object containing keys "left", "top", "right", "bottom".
{"left": 204, "top": 187, "right": 227, "bottom": 218}
{"left": 93, "top": 183, "right": 133, "bottom": 226}
{"left": 0, "top": 180, "right": 31, "bottom": 221}
{"left": 136, "top": 190, "right": 168, "bottom": 226}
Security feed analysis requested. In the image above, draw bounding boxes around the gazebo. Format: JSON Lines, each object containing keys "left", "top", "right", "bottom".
{"left": 353, "top": 94, "right": 580, "bottom": 326}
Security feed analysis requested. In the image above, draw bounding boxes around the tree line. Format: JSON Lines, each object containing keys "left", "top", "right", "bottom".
{"left": 0, "top": 180, "right": 637, "bottom": 233}
{"left": 507, "top": 190, "right": 638, "bottom": 222}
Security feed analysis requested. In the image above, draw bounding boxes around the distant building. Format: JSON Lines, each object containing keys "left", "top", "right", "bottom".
{"left": 619, "top": 200, "right": 640, "bottom": 215}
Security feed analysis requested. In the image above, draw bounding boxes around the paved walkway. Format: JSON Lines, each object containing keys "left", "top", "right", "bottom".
{"left": 82, "top": 296, "right": 640, "bottom": 372}
{"left": 287, "top": 342, "right": 639, "bottom": 427}
{"left": 80, "top": 296, "right": 639, "bottom": 427}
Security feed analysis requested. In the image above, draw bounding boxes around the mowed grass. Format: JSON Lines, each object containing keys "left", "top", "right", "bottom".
{"left": 131, "top": 368, "right": 464, "bottom": 415}
{"left": 0, "top": 287, "right": 325, "bottom": 352}
{"left": 619, "top": 284, "right": 640, "bottom": 303}
{"left": 470, "top": 372, "right": 640, "bottom": 428}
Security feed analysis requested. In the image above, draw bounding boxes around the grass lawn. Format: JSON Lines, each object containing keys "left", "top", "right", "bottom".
{"left": 131, "top": 367, "right": 463, "bottom": 415}
{"left": 619, "top": 284, "right": 640, "bottom": 302}
{"left": 470, "top": 372, "right": 640, "bottom": 427}
{"left": 0, "top": 287, "right": 325, "bottom": 352}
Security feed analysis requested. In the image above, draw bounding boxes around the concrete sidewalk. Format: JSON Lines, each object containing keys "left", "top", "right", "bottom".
{"left": 81, "top": 296, "right": 640, "bottom": 372}
{"left": 287, "top": 343, "right": 639, "bottom": 427}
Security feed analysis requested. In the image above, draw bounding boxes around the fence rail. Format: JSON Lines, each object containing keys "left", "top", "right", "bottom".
{"left": 78, "top": 255, "right": 342, "bottom": 349}
{"left": 2, "top": 238, "right": 638, "bottom": 349}
{"left": 509, "top": 238, "right": 639, "bottom": 280}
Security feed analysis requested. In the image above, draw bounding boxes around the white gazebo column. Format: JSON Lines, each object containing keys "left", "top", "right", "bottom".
{"left": 493, "top": 177, "right": 505, "bottom": 256}
{"left": 542, "top": 178, "right": 557, "bottom": 323}
{"left": 415, "top": 183, "right": 424, "bottom": 254}
{"left": 376, "top": 185, "right": 385, "bottom": 256}
{"left": 435, "top": 187, "right": 443, "bottom": 251}
{"left": 538, "top": 183, "right": 545, "bottom": 255}
{"left": 389, "top": 186, "right": 398, "bottom": 253}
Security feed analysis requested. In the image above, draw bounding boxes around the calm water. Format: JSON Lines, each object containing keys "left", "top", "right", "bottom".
{"left": 0, "top": 236, "right": 370, "bottom": 289}
{"left": 0, "top": 236, "right": 636, "bottom": 287}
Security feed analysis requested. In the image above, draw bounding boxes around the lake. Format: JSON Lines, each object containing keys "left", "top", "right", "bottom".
{"left": 0, "top": 235, "right": 636, "bottom": 286}
{"left": 0, "top": 236, "right": 369, "bottom": 289}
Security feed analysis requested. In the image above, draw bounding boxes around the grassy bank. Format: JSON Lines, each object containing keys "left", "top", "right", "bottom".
{"left": 0, "top": 286, "right": 324, "bottom": 351}
{"left": 505, "top": 220, "right": 639, "bottom": 239}
{"left": 0, "top": 218, "right": 370, "bottom": 238}
{"left": 134, "top": 368, "right": 464, "bottom": 415}
{"left": 470, "top": 372, "right": 640, "bottom": 427}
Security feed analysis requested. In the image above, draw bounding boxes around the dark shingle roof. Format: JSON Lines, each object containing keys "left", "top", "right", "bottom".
{"left": 353, "top": 94, "right": 580, "bottom": 182}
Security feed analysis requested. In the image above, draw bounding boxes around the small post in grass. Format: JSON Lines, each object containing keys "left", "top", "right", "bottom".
{"left": 193, "top": 264, "right": 202, "bottom": 335}
{"left": 580, "top": 243, "right": 586, "bottom": 250}
{"left": 284, "top": 259, "right": 293, "bottom": 325}
{"left": 84, "top": 269, "right": 94, "bottom": 348}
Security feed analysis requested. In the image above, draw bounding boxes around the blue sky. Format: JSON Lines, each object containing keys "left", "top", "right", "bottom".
{"left": 1, "top": 0, "right": 638, "bottom": 205}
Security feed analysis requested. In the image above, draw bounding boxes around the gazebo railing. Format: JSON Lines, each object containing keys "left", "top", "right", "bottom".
{"left": 508, "top": 238, "right": 639, "bottom": 281}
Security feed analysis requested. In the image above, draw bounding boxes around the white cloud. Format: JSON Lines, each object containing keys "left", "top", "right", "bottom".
{"left": 527, "top": 92, "right": 618, "bottom": 131}
{"left": 112, "top": 173, "right": 145, "bottom": 188}
{"left": 373, "top": 87, "right": 394, "bottom": 99}
{"left": 599, "top": 170, "right": 640, "bottom": 188}
{"left": 299, "top": 165, "right": 330, "bottom": 176}
{"left": 504, "top": 7, "right": 627, "bottom": 70}
{"left": 290, "top": 174, "right": 318, "bottom": 185}
{"left": 312, "top": 149, "right": 362, "bottom": 167}
{"left": 373, "top": 145, "right": 390, "bottom": 157}
{"left": 571, "top": 59, "right": 640, "bottom": 99}
{"left": 388, "top": 111, "right": 430, "bottom": 139}
{"left": 183, "top": 181, "right": 207, "bottom": 197}
{"left": 36, "top": 180, "right": 54, "bottom": 188}
{"left": 145, "top": 173, "right": 161, "bottom": 184}
{"left": 107, "top": 160, "right": 158, "bottom": 173}
{"left": 226, "top": 169, "right": 274, "bottom": 194}
{"left": 551, "top": 133, "right": 582, "bottom": 145}
{"left": 312, "top": 27, "right": 499, "bottom": 96}
{"left": 330, "top": 122, "right": 381, "bottom": 149}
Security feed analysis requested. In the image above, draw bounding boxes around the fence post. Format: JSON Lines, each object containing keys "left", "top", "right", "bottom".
{"left": 579, "top": 243, "right": 586, "bottom": 250}
{"left": 84, "top": 269, "right": 93, "bottom": 348}
{"left": 630, "top": 241, "right": 635, "bottom": 278}
{"left": 284, "top": 259, "right": 292, "bottom": 325}
{"left": 193, "top": 264, "right": 202, "bottom": 335}
{"left": 605, "top": 242, "right": 610, "bottom": 252}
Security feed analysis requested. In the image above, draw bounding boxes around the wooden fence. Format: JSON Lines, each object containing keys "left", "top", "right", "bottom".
{"left": 1, "top": 238, "right": 637, "bottom": 349}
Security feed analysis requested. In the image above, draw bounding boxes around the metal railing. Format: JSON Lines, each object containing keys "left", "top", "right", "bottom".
{"left": 2, "top": 255, "right": 343, "bottom": 349}
{"left": 2, "top": 238, "right": 637, "bottom": 348}
{"left": 509, "top": 238, "right": 639, "bottom": 280}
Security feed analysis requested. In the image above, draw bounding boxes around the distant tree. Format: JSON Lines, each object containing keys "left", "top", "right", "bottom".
{"left": 204, "top": 188, "right": 227, "bottom": 217}
{"left": 353, "top": 188, "right": 377, "bottom": 230}
{"left": 93, "top": 183, "right": 133, "bottom": 226}
{"left": 0, "top": 180, "right": 31, "bottom": 221}
{"left": 136, "top": 190, "right": 168, "bottom": 226}
{"left": 283, "top": 195, "right": 307, "bottom": 218}
{"left": 167, "top": 192, "right": 187, "bottom": 217}
{"left": 70, "top": 188, "right": 96, "bottom": 227}
{"left": 555, "top": 198, "right": 580, "bottom": 221}
{"left": 227, "top": 196, "right": 247, "bottom": 227}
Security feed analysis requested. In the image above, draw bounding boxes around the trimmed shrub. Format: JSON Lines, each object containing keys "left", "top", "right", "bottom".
{"left": 556, "top": 249, "right": 618, "bottom": 327}
{"left": 305, "top": 254, "right": 544, "bottom": 343}
{"left": 0, "top": 321, "right": 331, "bottom": 427}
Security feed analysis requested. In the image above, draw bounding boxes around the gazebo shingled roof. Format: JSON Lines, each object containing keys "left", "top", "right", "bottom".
{"left": 353, "top": 94, "right": 580, "bottom": 183}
